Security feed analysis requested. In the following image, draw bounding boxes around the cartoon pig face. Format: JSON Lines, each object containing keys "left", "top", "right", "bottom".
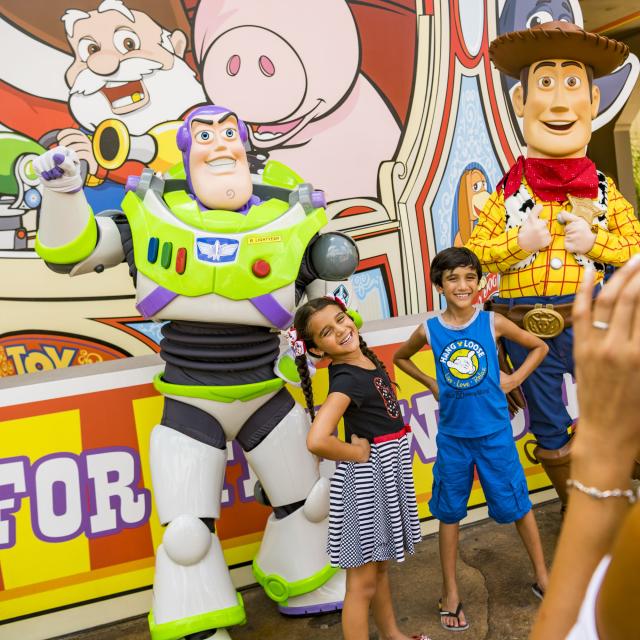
{"left": 194, "top": 0, "right": 359, "bottom": 148}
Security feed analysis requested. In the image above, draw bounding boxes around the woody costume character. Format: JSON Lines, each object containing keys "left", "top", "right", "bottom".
{"left": 467, "top": 22, "right": 640, "bottom": 509}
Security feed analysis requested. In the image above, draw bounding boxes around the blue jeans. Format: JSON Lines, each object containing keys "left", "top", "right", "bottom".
{"left": 494, "top": 294, "right": 577, "bottom": 450}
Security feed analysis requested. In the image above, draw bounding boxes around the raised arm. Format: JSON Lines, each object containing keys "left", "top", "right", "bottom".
{"left": 34, "top": 146, "right": 124, "bottom": 276}
{"left": 306, "top": 392, "right": 370, "bottom": 463}
{"left": 393, "top": 324, "right": 439, "bottom": 400}
{"left": 531, "top": 256, "right": 640, "bottom": 640}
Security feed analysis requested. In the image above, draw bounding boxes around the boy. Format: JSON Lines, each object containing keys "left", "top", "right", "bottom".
{"left": 394, "top": 247, "right": 549, "bottom": 631}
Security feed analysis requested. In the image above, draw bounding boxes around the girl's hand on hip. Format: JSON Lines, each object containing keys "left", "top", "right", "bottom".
{"left": 351, "top": 435, "right": 371, "bottom": 463}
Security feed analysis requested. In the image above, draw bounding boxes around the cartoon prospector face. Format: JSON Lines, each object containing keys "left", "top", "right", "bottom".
{"left": 63, "top": 0, "right": 203, "bottom": 137}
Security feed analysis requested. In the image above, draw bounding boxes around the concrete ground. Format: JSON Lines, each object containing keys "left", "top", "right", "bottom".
{"left": 57, "top": 501, "right": 562, "bottom": 640}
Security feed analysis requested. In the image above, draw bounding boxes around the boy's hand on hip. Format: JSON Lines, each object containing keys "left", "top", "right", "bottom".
{"left": 351, "top": 435, "right": 371, "bottom": 463}
{"left": 500, "top": 371, "right": 520, "bottom": 394}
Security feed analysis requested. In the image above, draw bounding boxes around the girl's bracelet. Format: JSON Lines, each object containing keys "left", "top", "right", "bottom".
{"left": 567, "top": 478, "right": 638, "bottom": 504}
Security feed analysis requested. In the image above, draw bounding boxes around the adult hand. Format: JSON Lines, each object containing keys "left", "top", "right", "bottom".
{"left": 558, "top": 211, "right": 597, "bottom": 254}
{"left": 572, "top": 255, "right": 640, "bottom": 465}
{"left": 351, "top": 434, "right": 371, "bottom": 463}
{"left": 518, "top": 204, "right": 551, "bottom": 252}
{"left": 33, "top": 146, "right": 83, "bottom": 193}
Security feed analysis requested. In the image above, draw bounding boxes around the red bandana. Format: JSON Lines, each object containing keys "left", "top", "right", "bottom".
{"left": 499, "top": 156, "right": 599, "bottom": 202}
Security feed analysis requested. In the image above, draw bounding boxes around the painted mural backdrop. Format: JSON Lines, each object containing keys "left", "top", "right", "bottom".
{"left": 0, "top": 0, "right": 637, "bottom": 376}
{"left": 1, "top": 0, "right": 638, "bottom": 629}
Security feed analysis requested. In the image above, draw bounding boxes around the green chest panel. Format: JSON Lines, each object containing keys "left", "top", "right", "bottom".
{"left": 122, "top": 191, "right": 327, "bottom": 300}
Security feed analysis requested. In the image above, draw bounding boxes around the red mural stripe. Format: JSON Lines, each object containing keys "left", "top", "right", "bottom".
{"left": 0, "top": 384, "right": 157, "bottom": 422}
{"left": 335, "top": 205, "right": 376, "bottom": 218}
{"left": 78, "top": 389, "right": 154, "bottom": 570}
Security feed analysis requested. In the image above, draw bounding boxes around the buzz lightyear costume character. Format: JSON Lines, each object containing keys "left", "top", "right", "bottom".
{"left": 33, "top": 105, "right": 359, "bottom": 640}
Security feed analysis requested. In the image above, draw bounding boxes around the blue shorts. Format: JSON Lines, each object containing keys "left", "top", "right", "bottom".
{"left": 429, "top": 428, "right": 532, "bottom": 524}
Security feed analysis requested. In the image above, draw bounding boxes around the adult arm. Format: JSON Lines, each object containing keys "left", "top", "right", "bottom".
{"left": 306, "top": 392, "right": 370, "bottom": 463}
{"left": 393, "top": 324, "right": 439, "bottom": 400}
{"left": 33, "top": 147, "right": 125, "bottom": 275}
{"left": 595, "top": 503, "right": 640, "bottom": 640}
{"left": 493, "top": 314, "right": 548, "bottom": 394}
{"left": 530, "top": 256, "right": 640, "bottom": 640}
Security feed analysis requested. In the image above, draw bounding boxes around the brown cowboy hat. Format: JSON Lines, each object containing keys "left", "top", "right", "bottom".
{"left": 490, "top": 21, "right": 629, "bottom": 79}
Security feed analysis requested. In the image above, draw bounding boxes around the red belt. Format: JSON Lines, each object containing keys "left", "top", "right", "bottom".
{"left": 373, "top": 424, "right": 412, "bottom": 444}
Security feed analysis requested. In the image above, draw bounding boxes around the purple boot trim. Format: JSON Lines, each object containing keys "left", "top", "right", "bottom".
{"left": 250, "top": 293, "right": 294, "bottom": 329}
{"left": 136, "top": 286, "right": 179, "bottom": 318}
{"left": 278, "top": 600, "right": 343, "bottom": 616}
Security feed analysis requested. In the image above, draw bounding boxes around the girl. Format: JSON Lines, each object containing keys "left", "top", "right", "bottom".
{"left": 291, "top": 296, "right": 430, "bottom": 640}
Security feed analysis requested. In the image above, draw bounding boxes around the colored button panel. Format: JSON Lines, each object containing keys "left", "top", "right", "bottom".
{"left": 147, "top": 237, "right": 159, "bottom": 263}
{"left": 161, "top": 242, "right": 173, "bottom": 268}
{"left": 176, "top": 247, "right": 187, "bottom": 274}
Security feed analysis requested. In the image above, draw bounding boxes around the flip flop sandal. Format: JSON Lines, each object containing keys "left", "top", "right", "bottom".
{"left": 438, "top": 599, "right": 470, "bottom": 632}
{"left": 531, "top": 583, "right": 545, "bottom": 600}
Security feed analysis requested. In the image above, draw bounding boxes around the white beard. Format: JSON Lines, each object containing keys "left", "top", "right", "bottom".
{"left": 69, "top": 57, "right": 205, "bottom": 135}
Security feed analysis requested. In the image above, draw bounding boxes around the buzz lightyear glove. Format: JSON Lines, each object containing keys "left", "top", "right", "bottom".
{"left": 274, "top": 347, "right": 317, "bottom": 387}
{"left": 33, "top": 146, "right": 83, "bottom": 194}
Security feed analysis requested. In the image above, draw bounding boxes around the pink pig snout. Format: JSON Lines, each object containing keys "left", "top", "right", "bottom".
{"left": 202, "top": 26, "right": 307, "bottom": 124}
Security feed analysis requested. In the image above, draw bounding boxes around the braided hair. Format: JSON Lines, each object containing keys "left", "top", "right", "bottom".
{"left": 358, "top": 335, "right": 396, "bottom": 387}
{"left": 292, "top": 297, "right": 395, "bottom": 420}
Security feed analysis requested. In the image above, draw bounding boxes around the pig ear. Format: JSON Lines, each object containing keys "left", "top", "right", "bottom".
{"left": 169, "top": 30, "right": 188, "bottom": 58}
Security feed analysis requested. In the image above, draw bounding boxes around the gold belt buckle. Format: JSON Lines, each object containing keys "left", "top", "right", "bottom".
{"left": 522, "top": 304, "right": 564, "bottom": 338}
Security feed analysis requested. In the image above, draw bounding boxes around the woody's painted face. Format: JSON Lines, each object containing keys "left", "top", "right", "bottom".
{"left": 513, "top": 59, "right": 600, "bottom": 159}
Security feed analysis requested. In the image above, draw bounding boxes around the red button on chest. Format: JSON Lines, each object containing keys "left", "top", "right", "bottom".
{"left": 176, "top": 247, "right": 187, "bottom": 274}
{"left": 252, "top": 259, "right": 271, "bottom": 278}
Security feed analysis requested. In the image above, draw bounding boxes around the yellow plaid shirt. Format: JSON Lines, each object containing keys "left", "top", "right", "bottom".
{"left": 466, "top": 177, "right": 640, "bottom": 297}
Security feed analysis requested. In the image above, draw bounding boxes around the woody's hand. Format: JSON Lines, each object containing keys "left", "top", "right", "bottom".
{"left": 557, "top": 211, "right": 597, "bottom": 254}
{"left": 518, "top": 204, "right": 551, "bottom": 252}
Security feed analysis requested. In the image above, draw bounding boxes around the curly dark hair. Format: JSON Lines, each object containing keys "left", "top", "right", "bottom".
{"left": 292, "top": 297, "right": 393, "bottom": 420}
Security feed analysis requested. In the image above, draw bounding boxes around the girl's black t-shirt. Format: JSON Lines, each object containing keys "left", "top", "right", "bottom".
{"left": 328, "top": 362, "right": 405, "bottom": 442}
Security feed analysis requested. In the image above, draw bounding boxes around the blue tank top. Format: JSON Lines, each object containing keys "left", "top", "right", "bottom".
{"left": 426, "top": 309, "right": 509, "bottom": 438}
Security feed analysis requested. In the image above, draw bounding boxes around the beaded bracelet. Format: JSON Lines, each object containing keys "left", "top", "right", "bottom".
{"left": 567, "top": 478, "right": 638, "bottom": 504}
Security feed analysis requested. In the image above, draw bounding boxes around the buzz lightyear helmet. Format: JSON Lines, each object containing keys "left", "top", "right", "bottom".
{"left": 176, "top": 105, "right": 250, "bottom": 195}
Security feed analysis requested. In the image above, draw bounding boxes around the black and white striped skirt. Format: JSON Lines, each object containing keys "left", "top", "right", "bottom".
{"left": 327, "top": 426, "right": 422, "bottom": 568}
